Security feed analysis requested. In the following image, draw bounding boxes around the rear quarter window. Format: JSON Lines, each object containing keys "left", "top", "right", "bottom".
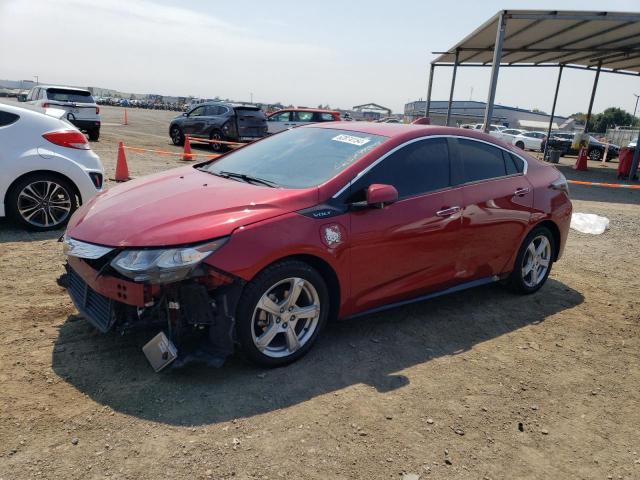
{"left": 0, "top": 111, "right": 19, "bottom": 127}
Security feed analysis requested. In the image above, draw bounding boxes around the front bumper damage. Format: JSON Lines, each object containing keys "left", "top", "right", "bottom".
{"left": 65, "top": 255, "right": 244, "bottom": 369}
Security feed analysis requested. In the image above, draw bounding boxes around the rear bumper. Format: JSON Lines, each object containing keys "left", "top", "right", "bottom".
{"left": 70, "top": 119, "right": 101, "bottom": 131}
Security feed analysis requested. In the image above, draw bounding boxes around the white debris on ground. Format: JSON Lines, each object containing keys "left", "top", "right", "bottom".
{"left": 570, "top": 212, "right": 610, "bottom": 234}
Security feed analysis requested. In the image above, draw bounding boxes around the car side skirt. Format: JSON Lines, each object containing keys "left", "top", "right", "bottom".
{"left": 343, "top": 275, "right": 500, "bottom": 320}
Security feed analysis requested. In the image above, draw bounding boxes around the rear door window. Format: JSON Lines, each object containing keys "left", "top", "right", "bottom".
{"left": 46, "top": 88, "right": 93, "bottom": 103}
{"left": 319, "top": 112, "right": 335, "bottom": 121}
{"left": 458, "top": 138, "right": 507, "bottom": 183}
{"left": 294, "top": 111, "right": 314, "bottom": 122}
{"left": 350, "top": 137, "right": 451, "bottom": 200}
{"left": 0, "top": 111, "right": 19, "bottom": 127}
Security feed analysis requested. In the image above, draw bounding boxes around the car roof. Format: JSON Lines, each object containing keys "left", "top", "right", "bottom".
{"left": 272, "top": 108, "right": 339, "bottom": 114}
{"left": 35, "top": 85, "right": 91, "bottom": 93}
{"left": 308, "top": 121, "right": 520, "bottom": 146}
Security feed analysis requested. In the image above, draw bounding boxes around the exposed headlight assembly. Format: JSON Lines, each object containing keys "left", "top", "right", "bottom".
{"left": 110, "top": 238, "right": 228, "bottom": 284}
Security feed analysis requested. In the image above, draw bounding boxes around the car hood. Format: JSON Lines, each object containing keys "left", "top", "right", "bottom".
{"left": 66, "top": 166, "right": 319, "bottom": 247}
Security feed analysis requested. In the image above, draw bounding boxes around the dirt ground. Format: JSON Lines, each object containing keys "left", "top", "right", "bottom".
{"left": 1, "top": 98, "right": 639, "bottom": 480}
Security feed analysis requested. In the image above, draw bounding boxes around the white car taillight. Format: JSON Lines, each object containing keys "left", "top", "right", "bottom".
{"left": 550, "top": 173, "right": 569, "bottom": 194}
{"left": 42, "top": 130, "right": 90, "bottom": 150}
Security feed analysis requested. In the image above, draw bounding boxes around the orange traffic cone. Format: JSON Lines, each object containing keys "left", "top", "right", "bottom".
{"left": 573, "top": 146, "right": 588, "bottom": 171}
{"left": 183, "top": 135, "right": 193, "bottom": 161}
{"left": 122, "top": 108, "right": 128, "bottom": 125}
{"left": 114, "top": 142, "right": 130, "bottom": 181}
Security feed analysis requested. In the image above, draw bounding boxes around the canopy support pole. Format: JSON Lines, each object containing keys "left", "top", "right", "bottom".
{"left": 425, "top": 64, "right": 435, "bottom": 118}
{"left": 629, "top": 129, "right": 640, "bottom": 181}
{"left": 543, "top": 65, "right": 564, "bottom": 160}
{"left": 446, "top": 50, "right": 459, "bottom": 126}
{"left": 483, "top": 13, "right": 507, "bottom": 133}
{"left": 584, "top": 61, "right": 602, "bottom": 133}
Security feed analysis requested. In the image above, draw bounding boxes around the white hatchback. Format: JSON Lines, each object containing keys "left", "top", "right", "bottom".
{"left": 513, "top": 131, "right": 547, "bottom": 152}
{"left": 0, "top": 104, "right": 104, "bottom": 231}
{"left": 24, "top": 85, "right": 101, "bottom": 140}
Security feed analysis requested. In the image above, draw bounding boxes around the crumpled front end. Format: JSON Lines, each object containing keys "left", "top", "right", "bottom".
{"left": 62, "top": 239, "right": 244, "bottom": 369}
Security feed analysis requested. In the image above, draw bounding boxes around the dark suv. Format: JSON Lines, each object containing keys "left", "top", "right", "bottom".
{"left": 546, "top": 133, "right": 620, "bottom": 161}
{"left": 170, "top": 102, "right": 268, "bottom": 151}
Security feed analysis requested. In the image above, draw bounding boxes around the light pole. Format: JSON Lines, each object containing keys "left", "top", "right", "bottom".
{"left": 34, "top": 75, "right": 39, "bottom": 85}
{"left": 633, "top": 93, "right": 640, "bottom": 120}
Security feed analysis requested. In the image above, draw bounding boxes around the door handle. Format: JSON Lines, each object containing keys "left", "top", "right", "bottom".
{"left": 514, "top": 187, "right": 531, "bottom": 197}
{"left": 436, "top": 206, "right": 461, "bottom": 217}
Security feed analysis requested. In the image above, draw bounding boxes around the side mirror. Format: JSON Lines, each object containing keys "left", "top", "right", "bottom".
{"left": 366, "top": 184, "right": 398, "bottom": 208}
{"left": 182, "top": 112, "right": 187, "bottom": 117}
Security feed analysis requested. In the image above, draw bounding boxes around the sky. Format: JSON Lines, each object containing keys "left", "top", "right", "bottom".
{"left": 1, "top": 0, "right": 639, "bottom": 116}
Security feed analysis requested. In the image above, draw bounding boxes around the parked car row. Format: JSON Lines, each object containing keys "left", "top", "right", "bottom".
{"left": 96, "top": 97, "right": 184, "bottom": 111}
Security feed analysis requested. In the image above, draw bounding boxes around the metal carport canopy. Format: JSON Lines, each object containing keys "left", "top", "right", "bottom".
{"left": 427, "top": 10, "right": 640, "bottom": 180}
{"left": 432, "top": 10, "right": 640, "bottom": 73}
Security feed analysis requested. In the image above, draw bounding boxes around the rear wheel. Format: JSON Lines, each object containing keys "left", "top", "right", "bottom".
{"left": 88, "top": 128, "right": 100, "bottom": 141}
{"left": 170, "top": 126, "right": 184, "bottom": 146}
{"left": 515, "top": 140, "right": 525, "bottom": 150}
{"left": 210, "top": 130, "right": 226, "bottom": 153}
{"left": 506, "top": 226, "right": 555, "bottom": 294}
{"left": 7, "top": 173, "right": 78, "bottom": 231}
{"left": 588, "top": 148, "right": 602, "bottom": 161}
{"left": 236, "top": 260, "right": 329, "bottom": 367}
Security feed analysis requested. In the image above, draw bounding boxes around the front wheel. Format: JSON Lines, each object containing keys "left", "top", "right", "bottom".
{"left": 515, "top": 141, "right": 525, "bottom": 150}
{"left": 506, "top": 226, "right": 555, "bottom": 294}
{"left": 170, "top": 126, "right": 184, "bottom": 146}
{"left": 235, "top": 260, "right": 329, "bottom": 367}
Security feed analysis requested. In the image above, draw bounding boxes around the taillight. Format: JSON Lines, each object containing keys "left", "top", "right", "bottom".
{"left": 42, "top": 130, "right": 90, "bottom": 150}
{"left": 43, "top": 102, "right": 50, "bottom": 108}
{"left": 96, "top": 106, "right": 100, "bottom": 115}
{"left": 550, "top": 173, "right": 569, "bottom": 195}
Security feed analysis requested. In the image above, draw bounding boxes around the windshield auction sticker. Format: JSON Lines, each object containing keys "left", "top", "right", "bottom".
{"left": 332, "top": 134, "right": 371, "bottom": 146}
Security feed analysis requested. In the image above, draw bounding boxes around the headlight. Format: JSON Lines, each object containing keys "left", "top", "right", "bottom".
{"left": 110, "top": 237, "right": 228, "bottom": 284}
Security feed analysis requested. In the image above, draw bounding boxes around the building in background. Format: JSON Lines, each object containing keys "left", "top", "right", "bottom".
{"left": 405, "top": 100, "right": 575, "bottom": 131}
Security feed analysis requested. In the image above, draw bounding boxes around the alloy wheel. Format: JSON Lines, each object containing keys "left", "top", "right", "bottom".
{"left": 251, "top": 277, "right": 321, "bottom": 358}
{"left": 589, "top": 149, "right": 602, "bottom": 161}
{"left": 171, "top": 128, "right": 183, "bottom": 145}
{"left": 521, "top": 235, "right": 551, "bottom": 288}
{"left": 17, "top": 180, "right": 72, "bottom": 228}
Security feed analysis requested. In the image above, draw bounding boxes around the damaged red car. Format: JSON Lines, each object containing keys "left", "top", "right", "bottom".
{"left": 62, "top": 123, "right": 572, "bottom": 369}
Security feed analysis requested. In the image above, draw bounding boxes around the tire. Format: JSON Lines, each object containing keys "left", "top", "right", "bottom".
{"left": 588, "top": 148, "right": 602, "bottom": 161}
{"left": 235, "top": 260, "right": 330, "bottom": 367}
{"left": 210, "top": 130, "right": 227, "bottom": 153}
{"left": 88, "top": 128, "right": 100, "bottom": 141}
{"left": 506, "top": 226, "right": 555, "bottom": 294}
{"left": 6, "top": 173, "right": 78, "bottom": 231}
{"left": 170, "top": 126, "right": 184, "bottom": 146}
{"left": 515, "top": 141, "right": 525, "bottom": 150}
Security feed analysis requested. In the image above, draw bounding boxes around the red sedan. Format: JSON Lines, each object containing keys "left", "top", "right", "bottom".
{"left": 62, "top": 123, "right": 572, "bottom": 368}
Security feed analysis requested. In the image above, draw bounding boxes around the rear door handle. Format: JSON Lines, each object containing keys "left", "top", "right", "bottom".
{"left": 514, "top": 187, "right": 531, "bottom": 196}
{"left": 436, "top": 206, "right": 461, "bottom": 217}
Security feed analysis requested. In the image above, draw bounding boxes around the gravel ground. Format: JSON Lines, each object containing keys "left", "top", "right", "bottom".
{"left": 1, "top": 99, "right": 639, "bottom": 480}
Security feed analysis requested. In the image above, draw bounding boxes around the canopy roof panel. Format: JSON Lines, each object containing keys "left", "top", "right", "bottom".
{"left": 433, "top": 10, "right": 640, "bottom": 74}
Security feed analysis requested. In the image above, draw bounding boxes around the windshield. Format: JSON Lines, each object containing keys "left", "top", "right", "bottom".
{"left": 202, "top": 127, "right": 387, "bottom": 188}
{"left": 46, "top": 88, "right": 93, "bottom": 103}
